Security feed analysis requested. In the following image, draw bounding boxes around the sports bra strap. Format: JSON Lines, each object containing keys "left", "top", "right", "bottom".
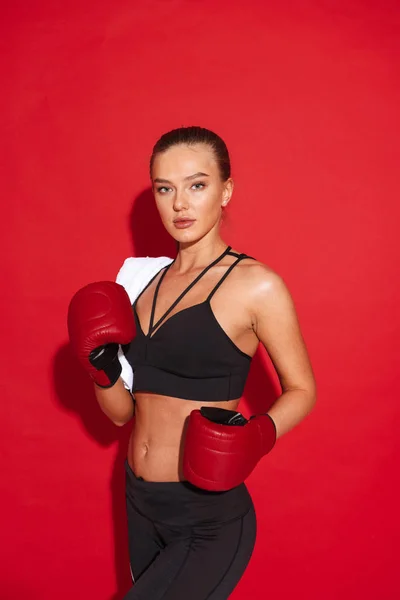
{"left": 206, "top": 253, "right": 255, "bottom": 302}
{"left": 149, "top": 245, "right": 233, "bottom": 335}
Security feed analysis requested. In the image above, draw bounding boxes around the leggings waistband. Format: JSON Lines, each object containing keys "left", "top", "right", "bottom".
{"left": 124, "top": 460, "right": 253, "bottom": 527}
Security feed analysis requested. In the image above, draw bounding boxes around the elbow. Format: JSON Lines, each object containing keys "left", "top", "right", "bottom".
{"left": 297, "top": 384, "right": 317, "bottom": 416}
{"left": 112, "top": 417, "right": 131, "bottom": 427}
{"left": 103, "top": 410, "right": 133, "bottom": 427}
{"left": 309, "top": 396, "right": 317, "bottom": 416}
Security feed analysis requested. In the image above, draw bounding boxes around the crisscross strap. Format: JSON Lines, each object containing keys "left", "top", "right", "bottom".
{"left": 148, "top": 245, "right": 233, "bottom": 336}
{"left": 133, "top": 266, "right": 167, "bottom": 309}
{"left": 206, "top": 252, "right": 255, "bottom": 302}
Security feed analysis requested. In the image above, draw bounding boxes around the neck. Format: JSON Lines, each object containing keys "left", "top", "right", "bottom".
{"left": 173, "top": 238, "right": 229, "bottom": 273}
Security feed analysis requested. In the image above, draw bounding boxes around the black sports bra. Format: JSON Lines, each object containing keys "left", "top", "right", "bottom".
{"left": 125, "top": 246, "right": 256, "bottom": 401}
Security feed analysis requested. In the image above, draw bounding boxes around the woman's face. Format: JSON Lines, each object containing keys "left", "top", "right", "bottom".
{"left": 151, "top": 143, "right": 233, "bottom": 245}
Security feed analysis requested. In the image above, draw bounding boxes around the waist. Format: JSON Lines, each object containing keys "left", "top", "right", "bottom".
{"left": 133, "top": 364, "right": 247, "bottom": 401}
{"left": 128, "top": 394, "right": 240, "bottom": 481}
{"left": 125, "top": 459, "right": 253, "bottom": 526}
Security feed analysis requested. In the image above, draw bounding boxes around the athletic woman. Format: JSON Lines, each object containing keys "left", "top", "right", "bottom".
{"left": 68, "top": 126, "right": 317, "bottom": 599}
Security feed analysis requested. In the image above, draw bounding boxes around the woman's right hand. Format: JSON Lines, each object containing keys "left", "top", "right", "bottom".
{"left": 67, "top": 281, "right": 135, "bottom": 388}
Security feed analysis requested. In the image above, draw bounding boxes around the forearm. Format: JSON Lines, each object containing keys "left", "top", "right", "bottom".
{"left": 94, "top": 378, "right": 135, "bottom": 426}
{"left": 267, "top": 387, "right": 316, "bottom": 439}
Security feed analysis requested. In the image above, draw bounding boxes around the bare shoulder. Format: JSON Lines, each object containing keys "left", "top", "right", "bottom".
{"left": 236, "top": 257, "right": 315, "bottom": 395}
{"left": 235, "top": 257, "right": 290, "bottom": 307}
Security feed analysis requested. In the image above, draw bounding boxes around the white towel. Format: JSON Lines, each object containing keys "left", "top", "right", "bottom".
{"left": 116, "top": 255, "right": 173, "bottom": 391}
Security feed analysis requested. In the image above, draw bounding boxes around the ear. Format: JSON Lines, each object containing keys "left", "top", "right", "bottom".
{"left": 221, "top": 178, "right": 234, "bottom": 207}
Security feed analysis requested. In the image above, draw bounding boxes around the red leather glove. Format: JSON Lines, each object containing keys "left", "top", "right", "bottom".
{"left": 183, "top": 407, "right": 277, "bottom": 491}
{"left": 67, "top": 281, "right": 135, "bottom": 387}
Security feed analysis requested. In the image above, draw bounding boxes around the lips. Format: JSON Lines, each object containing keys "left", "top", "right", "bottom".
{"left": 173, "top": 218, "right": 196, "bottom": 229}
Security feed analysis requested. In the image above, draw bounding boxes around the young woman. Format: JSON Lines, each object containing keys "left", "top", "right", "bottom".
{"left": 68, "top": 126, "right": 317, "bottom": 599}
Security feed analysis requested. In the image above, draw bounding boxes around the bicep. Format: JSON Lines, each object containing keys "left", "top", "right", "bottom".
{"left": 252, "top": 273, "right": 316, "bottom": 395}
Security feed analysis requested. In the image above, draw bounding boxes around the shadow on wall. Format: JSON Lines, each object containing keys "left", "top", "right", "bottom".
{"left": 53, "top": 188, "right": 281, "bottom": 599}
{"left": 52, "top": 343, "right": 133, "bottom": 598}
{"left": 129, "top": 187, "right": 177, "bottom": 259}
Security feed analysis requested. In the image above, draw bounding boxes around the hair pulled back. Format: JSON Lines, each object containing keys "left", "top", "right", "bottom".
{"left": 150, "top": 126, "right": 231, "bottom": 181}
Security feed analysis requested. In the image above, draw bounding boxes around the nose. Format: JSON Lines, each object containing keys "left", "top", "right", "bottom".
{"left": 173, "top": 189, "right": 189, "bottom": 212}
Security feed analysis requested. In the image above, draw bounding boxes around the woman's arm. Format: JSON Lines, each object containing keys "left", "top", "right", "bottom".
{"left": 94, "top": 378, "right": 135, "bottom": 426}
{"left": 251, "top": 267, "right": 317, "bottom": 439}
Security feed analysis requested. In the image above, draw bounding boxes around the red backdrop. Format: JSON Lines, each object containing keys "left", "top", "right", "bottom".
{"left": 2, "top": 1, "right": 399, "bottom": 598}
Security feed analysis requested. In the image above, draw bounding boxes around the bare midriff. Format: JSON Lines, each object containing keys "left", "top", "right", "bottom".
{"left": 127, "top": 392, "right": 240, "bottom": 482}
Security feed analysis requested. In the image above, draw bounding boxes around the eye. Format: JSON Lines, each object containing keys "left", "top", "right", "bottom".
{"left": 156, "top": 186, "right": 172, "bottom": 194}
{"left": 191, "top": 182, "right": 205, "bottom": 190}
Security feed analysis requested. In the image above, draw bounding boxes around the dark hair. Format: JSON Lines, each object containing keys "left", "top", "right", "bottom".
{"left": 150, "top": 126, "right": 231, "bottom": 181}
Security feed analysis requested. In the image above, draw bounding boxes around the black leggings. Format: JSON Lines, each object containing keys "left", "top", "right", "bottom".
{"left": 123, "top": 460, "right": 257, "bottom": 599}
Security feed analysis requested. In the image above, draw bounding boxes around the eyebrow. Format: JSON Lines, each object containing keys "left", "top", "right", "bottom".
{"left": 153, "top": 172, "right": 210, "bottom": 184}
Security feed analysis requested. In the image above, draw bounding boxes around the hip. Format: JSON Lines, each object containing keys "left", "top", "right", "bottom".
{"left": 125, "top": 459, "right": 254, "bottom": 528}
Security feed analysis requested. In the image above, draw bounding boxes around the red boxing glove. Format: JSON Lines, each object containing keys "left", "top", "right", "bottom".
{"left": 183, "top": 408, "right": 277, "bottom": 491}
{"left": 67, "top": 281, "right": 135, "bottom": 387}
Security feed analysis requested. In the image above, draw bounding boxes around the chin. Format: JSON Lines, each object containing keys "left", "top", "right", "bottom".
{"left": 175, "top": 234, "right": 199, "bottom": 247}
{"left": 169, "top": 227, "right": 200, "bottom": 245}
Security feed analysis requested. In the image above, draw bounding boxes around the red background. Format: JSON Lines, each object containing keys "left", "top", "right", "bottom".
{"left": 1, "top": 1, "right": 399, "bottom": 598}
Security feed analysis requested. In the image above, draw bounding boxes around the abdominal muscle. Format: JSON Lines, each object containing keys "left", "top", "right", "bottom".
{"left": 127, "top": 392, "right": 240, "bottom": 482}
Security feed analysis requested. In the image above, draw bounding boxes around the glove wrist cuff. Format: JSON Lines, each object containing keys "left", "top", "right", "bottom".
{"left": 89, "top": 343, "right": 122, "bottom": 388}
{"left": 255, "top": 413, "right": 277, "bottom": 455}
